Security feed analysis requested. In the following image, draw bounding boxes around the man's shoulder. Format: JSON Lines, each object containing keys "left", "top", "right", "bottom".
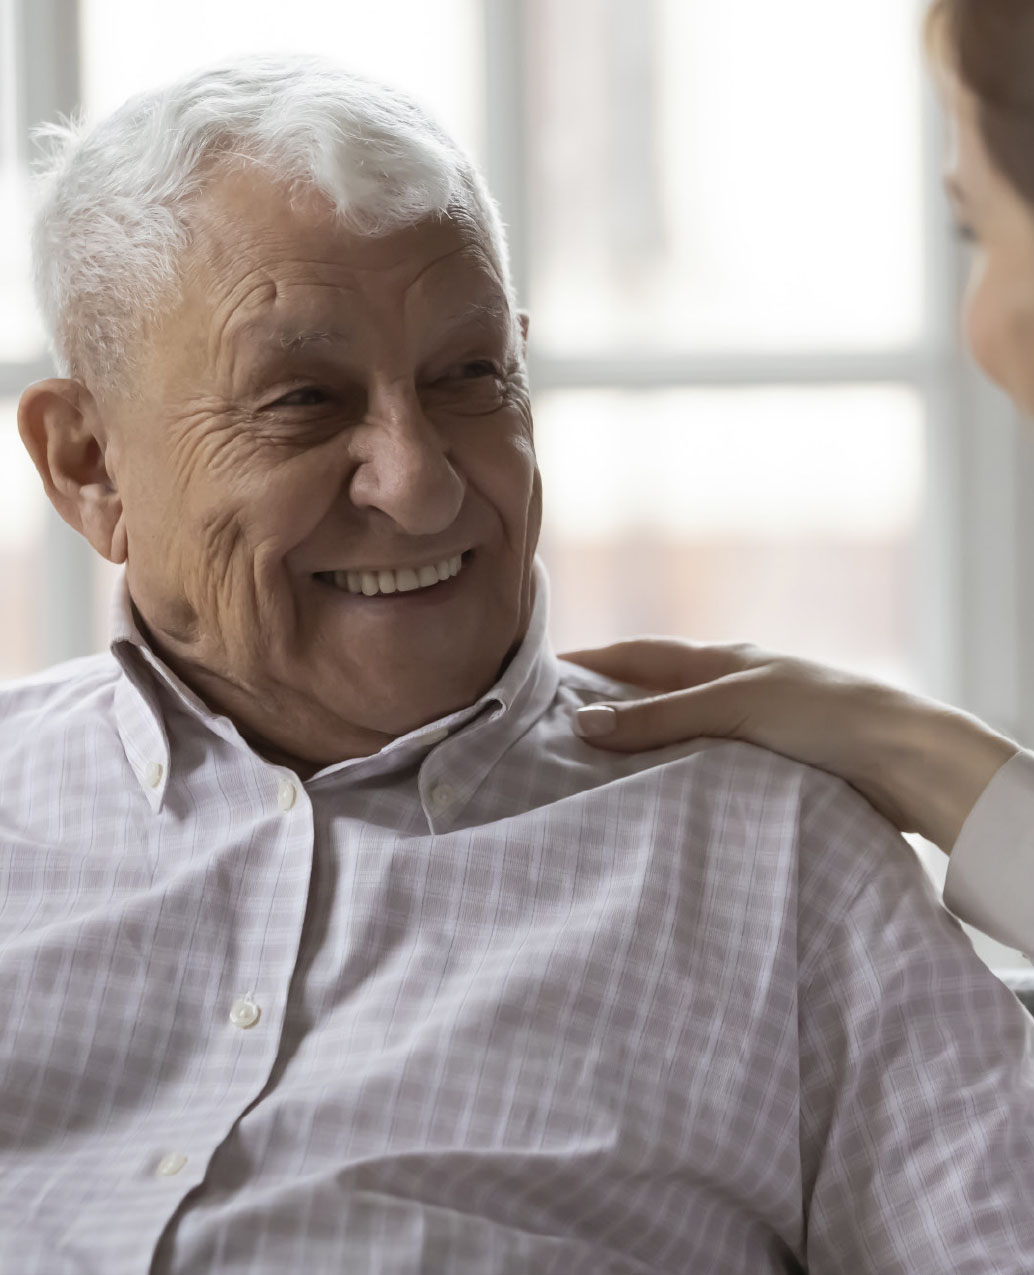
{"left": 0, "top": 653, "right": 122, "bottom": 744}
{"left": 552, "top": 656, "right": 910, "bottom": 879}
{"left": 553, "top": 660, "right": 936, "bottom": 953}
{"left": 555, "top": 657, "right": 873, "bottom": 804}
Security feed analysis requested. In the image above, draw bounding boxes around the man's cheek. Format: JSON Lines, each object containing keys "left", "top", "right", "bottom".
{"left": 251, "top": 460, "right": 345, "bottom": 553}
{"left": 172, "top": 507, "right": 266, "bottom": 647}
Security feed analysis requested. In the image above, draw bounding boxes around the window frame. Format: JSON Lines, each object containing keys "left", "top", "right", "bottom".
{"left": 5, "top": 0, "right": 95, "bottom": 667}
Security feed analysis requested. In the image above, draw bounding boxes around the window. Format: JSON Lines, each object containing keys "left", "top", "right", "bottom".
{"left": 0, "top": 0, "right": 78, "bottom": 676}
{"left": 519, "top": 0, "right": 929, "bottom": 688}
{"left": 536, "top": 385, "right": 923, "bottom": 685}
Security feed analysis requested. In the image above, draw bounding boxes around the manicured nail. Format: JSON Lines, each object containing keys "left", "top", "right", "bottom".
{"left": 575, "top": 705, "right": 618, "bottom": 738}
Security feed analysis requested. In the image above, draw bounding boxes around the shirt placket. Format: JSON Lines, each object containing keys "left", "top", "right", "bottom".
{"left": 128, "top": 767, "right": 317, "bottom": 1273}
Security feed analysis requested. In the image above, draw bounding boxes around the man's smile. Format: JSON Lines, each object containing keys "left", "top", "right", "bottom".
{"left": 312, "top": 550, "right": 473, "bottom": 598}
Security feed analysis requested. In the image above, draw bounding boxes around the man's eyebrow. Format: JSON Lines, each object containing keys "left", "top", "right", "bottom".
{"left": 431, "top": 298, "right": 513, "bottom": 339}
{"left": 246, "top": 301, "right": 510, "bottom": 356}
{"left": 276, "top": 327, "right": 348, "bottom": 353}
{"left": 451, "top": 299, "right": 510, "bottom": 324}
{"left": 943, "top": 174, "right": 968, "bottom": 208}
{"left": 226, "top": 321, "right": 350, "bottom": 357}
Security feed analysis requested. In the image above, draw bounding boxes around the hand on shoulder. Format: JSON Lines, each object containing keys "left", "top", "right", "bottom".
{"left": 563, "top": 637, "right": 1020, "bottom": 853}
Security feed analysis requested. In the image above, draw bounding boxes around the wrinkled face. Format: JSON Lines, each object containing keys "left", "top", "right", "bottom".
{"left": 942, "top": 73, "right": 1034, "bottom": 417}
{"left": 102, "top": 168, "right": 541, "bottom": 768}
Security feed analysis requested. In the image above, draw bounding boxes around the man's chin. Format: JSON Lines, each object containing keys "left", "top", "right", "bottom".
{"left": 355, "top": 665, "right": 501, "bottom": 738}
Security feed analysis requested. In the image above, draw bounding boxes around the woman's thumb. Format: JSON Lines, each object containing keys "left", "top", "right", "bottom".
{"left": 573, "top": 684, "right": 745, "bottom": 752}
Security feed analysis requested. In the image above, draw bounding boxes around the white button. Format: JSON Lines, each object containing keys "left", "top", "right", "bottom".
{"left": 277, "top": 779, "right": 297, "bottom": 811}
{"left": 228, "top": 995, "right": 261, "bottom": 1030}
{"left": 429, "top": 783, "right": 455, "bottom": 813}
{"left": 144, "top": 761, "right": 163, "bottom": 789}
{"left": 156, "top": 1152, "right": 188, "bottom": 1177}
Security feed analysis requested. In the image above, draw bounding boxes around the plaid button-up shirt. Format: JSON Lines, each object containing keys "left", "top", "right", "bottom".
{"left": 2, "top": 563, "right": 1032, "bottom": 1273}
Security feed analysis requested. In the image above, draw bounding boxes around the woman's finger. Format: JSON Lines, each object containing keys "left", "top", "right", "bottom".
{"left": 573, "top": 678, "right": 755, "bottom": 752}
{"left": 561, "top": 638, "right": 759, "bottom": 693}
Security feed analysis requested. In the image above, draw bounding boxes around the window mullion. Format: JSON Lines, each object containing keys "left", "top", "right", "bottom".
{"left": 527, "top": 350, "right": 937, "bottom": 393}
{"left": 12, "top": 0, "right": 94, "bottom": 668}
{"left": 481, "top": 0, "right": 531, "bottom": 310}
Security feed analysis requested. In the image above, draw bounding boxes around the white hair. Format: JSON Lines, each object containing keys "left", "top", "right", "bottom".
{"left": 30, "top": 54, "right": 514, "bottom": 392}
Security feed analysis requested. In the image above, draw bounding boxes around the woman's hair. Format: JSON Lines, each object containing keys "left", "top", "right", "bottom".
{"left": 926, "top": 0, "right": 1034, "bottom": 210}
{"left": 30, "top": 54, "right": 512, "bottom": 393}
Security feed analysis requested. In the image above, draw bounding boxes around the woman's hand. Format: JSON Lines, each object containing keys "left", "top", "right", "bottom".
{"left": 562, "top": 637, "right": 1021, "bottom": 853}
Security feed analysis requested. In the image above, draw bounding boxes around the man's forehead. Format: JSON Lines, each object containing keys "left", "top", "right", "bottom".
{"left": 233, "top": 296, "right": 513, "bottom": 357}
{"left": 193, "top": 260, "right": 512, "bottom": 376}
{"left": 184, "top": 173, "right": 508, "bottom": 337}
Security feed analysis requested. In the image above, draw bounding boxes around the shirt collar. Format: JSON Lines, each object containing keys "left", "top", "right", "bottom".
{"left": 110, "top": 575, "right": 174, "bottom": 811}
{"left": 108, "top": 559, "right": 560, "bottom": 806}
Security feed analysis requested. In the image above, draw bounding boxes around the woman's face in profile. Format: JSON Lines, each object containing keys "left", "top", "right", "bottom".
{"left": 942, "top": 72, "right": 1034, "bottom": 419}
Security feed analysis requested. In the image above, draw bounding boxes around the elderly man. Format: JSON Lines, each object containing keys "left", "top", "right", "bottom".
{"left": 2, "top": 55, "right": 1032, "bottom": 1274}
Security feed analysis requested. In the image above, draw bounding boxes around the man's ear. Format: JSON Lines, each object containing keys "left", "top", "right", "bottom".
{"left": 518, "top": 310, "right": 530, "bottom": 355}
{"left": 17, "top": 378, "right": 128, "bottom": 565}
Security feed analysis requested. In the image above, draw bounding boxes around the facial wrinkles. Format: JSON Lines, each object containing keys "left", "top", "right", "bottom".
{"left": 166, "top": 505, "right": 311, "bottom": 702}
{"left": 513, "top": 427, "right": 543, "bottom": 618}
{"left": 207, "top": 275, "right": 280, "bottom": 383}
{"left": 506, "top": 365, "right": 541, "bottom": 614}
{"left": 150, "top": 204, "right": 528, "bottom": 696}
{"left": 495, "top": 364, "right": 535, "bottom": 466}
{"left": 147, "top": 387, "right": 276, "bottom": 663}
{"left": 220, "top": 282, "right": 361, "bottom": 396}
{"left": 187, "top": 232, "right": 358, "bottom": 382}
{"left": 167, "top": 400, "right": 245, "bottom": 490}
{"left": 215, "top": 263, "right": 494, "bottom": 428}
{"left": 143, "top": 493, "right": 246, "bottom": 655}
{"left": 194, "top": 505, "right": 247, "bottom": 642}
{"left": 85, "top": 181, "right": 532, "bottom": 775}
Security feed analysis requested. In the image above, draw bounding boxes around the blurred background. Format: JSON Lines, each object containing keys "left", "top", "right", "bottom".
{"left": 3, "top": 0, "right": 1032, "bottom": 967}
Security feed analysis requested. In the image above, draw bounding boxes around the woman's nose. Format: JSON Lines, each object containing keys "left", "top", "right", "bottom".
{"left": 347, "top": 388, "right": 466, "bottom": 536}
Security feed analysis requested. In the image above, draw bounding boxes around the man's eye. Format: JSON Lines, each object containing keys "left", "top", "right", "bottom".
{"left": 453, "top": 360, "right": 499, "bottom": 380}
{"left": 270, "top": 387, "right": 329, "bottom": 408}
{"left": 954, "top": 221, "right": 978, "bottom": 244}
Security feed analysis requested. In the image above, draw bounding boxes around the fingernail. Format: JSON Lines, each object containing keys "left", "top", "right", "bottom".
{"left": 575, "top": 705, "right": 618, "bottom": 738}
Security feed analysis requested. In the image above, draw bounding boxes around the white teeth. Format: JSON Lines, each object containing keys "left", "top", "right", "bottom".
{"left": 321, "top": 555, "right": 468, "bottom": 597}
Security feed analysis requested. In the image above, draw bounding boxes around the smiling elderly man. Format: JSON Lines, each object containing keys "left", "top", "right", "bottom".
{"left": 1, "top": 56, "right": 1033, "bottom": 1275}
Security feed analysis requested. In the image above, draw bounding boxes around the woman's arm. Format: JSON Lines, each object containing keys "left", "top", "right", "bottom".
{"left": 564, "top": 638, "right": 1019, "bottom": 852}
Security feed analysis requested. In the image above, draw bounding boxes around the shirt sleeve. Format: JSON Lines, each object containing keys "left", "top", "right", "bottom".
{"left": 797, "top": 779, "right": 1034, "bottom": 1274}
{"left": 944, "top": 749, "right": 1034, "bottom": 957}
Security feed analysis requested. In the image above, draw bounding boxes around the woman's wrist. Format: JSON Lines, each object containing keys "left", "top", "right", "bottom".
{"left": 865, "top": 691, "right": 1020, "bottom": 852}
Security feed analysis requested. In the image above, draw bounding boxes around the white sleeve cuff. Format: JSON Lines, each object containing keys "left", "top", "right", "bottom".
{"left": 944, "top": 749, "right": 1034, "bottom": 958}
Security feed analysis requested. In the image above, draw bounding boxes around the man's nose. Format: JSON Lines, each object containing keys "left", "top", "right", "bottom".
{"left": 347, "top": 385, "right": 465, "bottom": 536}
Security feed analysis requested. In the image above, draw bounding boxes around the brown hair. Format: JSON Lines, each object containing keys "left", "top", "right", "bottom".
{"left": 927, "top": 0, "right": 1034, "bottom": 209}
